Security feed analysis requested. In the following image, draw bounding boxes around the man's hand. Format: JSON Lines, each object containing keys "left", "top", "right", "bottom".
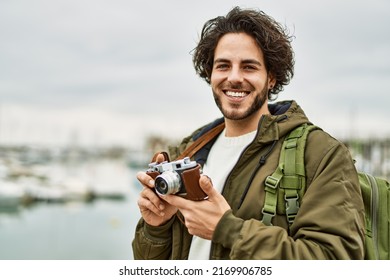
{"left": 136, "top": 154, "right": 178, "bottom": 227}
{"left": 159, "top": 175, "right": 231, "bottom": 240}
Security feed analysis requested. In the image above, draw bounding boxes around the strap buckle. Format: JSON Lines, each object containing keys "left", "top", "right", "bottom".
{"left": 261, "top": 209, "right": 275, "bottom": 226}
{"left": 264, "top": 175, "right": 280, "bottom": 193}
{"left": 285, "top": 194, "right": 300, "bottom": 224}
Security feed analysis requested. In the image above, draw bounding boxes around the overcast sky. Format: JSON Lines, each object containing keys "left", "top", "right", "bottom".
{"left": 0, "top": 0, "right": 389, "bottom": 149}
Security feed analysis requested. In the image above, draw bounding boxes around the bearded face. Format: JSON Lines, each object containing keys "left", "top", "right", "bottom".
{"left": 210, "top": 32, "right": 274, "bottom": 123}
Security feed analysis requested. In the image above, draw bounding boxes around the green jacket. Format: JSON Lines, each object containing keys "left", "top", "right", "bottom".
{"left": 132, "top": 100, "right": 365, "bottom": 259}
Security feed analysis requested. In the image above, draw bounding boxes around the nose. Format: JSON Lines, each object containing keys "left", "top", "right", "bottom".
{"left": 227, "top": 66, "right": 244, "bottom": 83}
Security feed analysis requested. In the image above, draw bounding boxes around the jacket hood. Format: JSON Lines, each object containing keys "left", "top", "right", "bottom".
{"left": 259, "top": 100, "right": 310, "bottom": 143}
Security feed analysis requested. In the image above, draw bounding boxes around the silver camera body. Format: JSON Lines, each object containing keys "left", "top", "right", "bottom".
{"left": 147, "top": 157, "right": 198, "bottom": 196}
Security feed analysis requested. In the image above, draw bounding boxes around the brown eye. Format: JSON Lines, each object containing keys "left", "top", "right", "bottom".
{"left": 216, "top": 64, "right": 229, "bottom": 70}
{"left": 243, "top": 65, "right": 257, "bottom": 70}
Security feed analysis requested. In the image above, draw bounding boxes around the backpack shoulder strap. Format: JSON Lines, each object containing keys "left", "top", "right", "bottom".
{"left": 262, "top": 123, "right": 321, "bottom": 227}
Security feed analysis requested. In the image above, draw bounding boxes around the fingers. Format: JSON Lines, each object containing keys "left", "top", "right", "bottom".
{"left": 138, "top": 183, "right": 166, "bottom": 216}
{"left": 136, "top": 171, "right": 164, "bottom": 214}
{"left": 137, "top": 196, "right": 164, "bottom": 217}
{"left": 160, "top": 175, "right": 215, "bottom": 207}
{"left": 159, "top": 193, "right": 187, "bottom": 208}
{"left": 138, "top": 201, "right": 164, "bottom": 218}
{"left": 137, "top": 171, "right": 155, "bottom": 189}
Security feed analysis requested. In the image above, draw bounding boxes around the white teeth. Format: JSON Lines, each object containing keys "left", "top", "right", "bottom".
{"left": 226, "top": 91, "right": 247, "bottom": 97}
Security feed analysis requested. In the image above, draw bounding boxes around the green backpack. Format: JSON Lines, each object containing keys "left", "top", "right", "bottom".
{"left": 261, "top": 123, "right": 390, "bottom": 260}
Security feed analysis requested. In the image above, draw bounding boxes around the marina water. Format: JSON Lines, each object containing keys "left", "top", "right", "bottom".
{"left": 0, "top": 159, "right": 142, "bottom": 260}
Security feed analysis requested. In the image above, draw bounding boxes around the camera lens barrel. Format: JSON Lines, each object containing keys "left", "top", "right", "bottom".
{"left": 155, "top": 171, "right": 181, "bottom": 195}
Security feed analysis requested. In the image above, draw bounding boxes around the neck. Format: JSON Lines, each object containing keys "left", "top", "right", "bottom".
{"left": 224, "top": 105, "right": 270, "bottom": 137}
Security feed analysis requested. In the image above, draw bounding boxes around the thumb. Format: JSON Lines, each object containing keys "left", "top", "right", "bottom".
{"left": 199, "top": 175, "right": 218, "bottom": 198}
{"left": 156, "top": 153, "right": 166, "bottom": 163}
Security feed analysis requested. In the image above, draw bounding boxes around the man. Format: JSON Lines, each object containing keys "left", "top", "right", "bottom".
{"left": 132, "top": 7, "right": 365, "bottom": 259}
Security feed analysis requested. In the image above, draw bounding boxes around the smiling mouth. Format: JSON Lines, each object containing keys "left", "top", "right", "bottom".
{"left": 224, "top": 90, "right": 250, "bottom": 98}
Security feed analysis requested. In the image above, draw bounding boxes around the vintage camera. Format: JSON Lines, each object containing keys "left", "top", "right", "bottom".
{"left": 146, "top": 157, "right": 207, "bottom": 201}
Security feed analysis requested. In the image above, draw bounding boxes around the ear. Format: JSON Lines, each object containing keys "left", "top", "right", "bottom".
{"left": 268, "top": 72, "right": 276, "bottom": 90}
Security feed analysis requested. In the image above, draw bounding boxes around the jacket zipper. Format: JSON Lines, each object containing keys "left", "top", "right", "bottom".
{"left": 236, "top": 115, "right": 287, "bottom": 209}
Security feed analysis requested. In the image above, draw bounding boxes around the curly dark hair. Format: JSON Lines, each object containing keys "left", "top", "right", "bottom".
{"left": 192, "top": 6, "right": 295, "bottom": 99}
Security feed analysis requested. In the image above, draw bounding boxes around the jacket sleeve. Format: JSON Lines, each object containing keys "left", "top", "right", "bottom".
{"left": 132, "top": 217, "right": 175, "bottom": 260}
{"left": 212, "top": 137, "right": 365, "bottom": 259}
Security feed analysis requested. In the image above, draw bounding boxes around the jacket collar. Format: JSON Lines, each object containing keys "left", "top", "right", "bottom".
{"left": 194, "top": 100, "right": 310, "bottom": 164}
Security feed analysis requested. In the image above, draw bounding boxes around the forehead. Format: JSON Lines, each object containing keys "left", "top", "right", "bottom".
{"left": 214, "top": 32, "right": 264, "bottom": 62}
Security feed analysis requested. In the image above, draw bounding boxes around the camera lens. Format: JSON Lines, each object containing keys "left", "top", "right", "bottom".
{"left": 155, "top": 179, "right": 169, "bottom": 193}
{"left": 155, "top": 171, "right": 181, "bottom": 195}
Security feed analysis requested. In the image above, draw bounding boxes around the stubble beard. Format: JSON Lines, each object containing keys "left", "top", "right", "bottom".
{"left": 213, "top": 83, "right": 269, "bottom": 121}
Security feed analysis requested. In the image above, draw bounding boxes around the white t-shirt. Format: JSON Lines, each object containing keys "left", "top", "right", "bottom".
{"left": 187, "top": 128, "right": 257, "bottom": 260}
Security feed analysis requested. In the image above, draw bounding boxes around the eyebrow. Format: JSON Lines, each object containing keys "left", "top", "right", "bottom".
{"left": 242, "top": 59, "right": 263, "bottom": 66}
{"left": 214, "top": 58, "right": 263, "bottom": 66}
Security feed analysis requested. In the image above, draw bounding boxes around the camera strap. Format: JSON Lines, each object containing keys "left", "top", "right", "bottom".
{"left": 150, "top": 122, "right": 225, "bottom": 163}
{"left": 176, "top": 121, "right": 225, "bottom": 160}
